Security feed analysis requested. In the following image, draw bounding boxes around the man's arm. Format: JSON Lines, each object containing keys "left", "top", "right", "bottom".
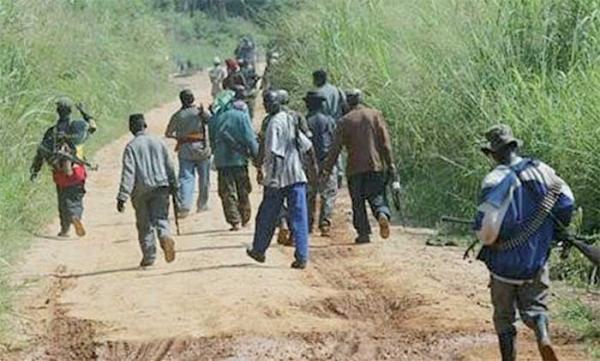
{"left": 239, "top": 113, "right": 259, "bottom": 158}
{"left": 375, "top": 112, "right": 394, "bottom": 170}
{"left": 117, "top": 146, "right": 135, "bottom": 202}
{"left": 321, "top": 122, "right": 344, "bottom": 175}
{"left": 30, "top": 129, "right": 54, "bottom": 180}
{"left": 162, "top": 140, "right": 178, "bottom": 191}
{"left": 164, "top": 113, "right": 178, "bottom": 139}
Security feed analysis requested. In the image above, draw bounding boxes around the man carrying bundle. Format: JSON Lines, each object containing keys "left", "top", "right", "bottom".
{"left": 473, "top": 125, "right": 575, "bottom": 361}
{"left": 30, "top": 98, "right": 97, "bottom": 238}
{"left": 117, "top": 114, "right": 177, "bottom": 268}
{"left": 209, "top": 86, "right": 258, "bottom": 231}
{"left": 165, "top": 89, "right": 211, "bottom": 216}
{"left": 321, "top": 89, "right": 394, "bottom": 244}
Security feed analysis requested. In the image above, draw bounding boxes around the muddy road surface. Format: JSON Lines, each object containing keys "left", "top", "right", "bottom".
{"left": 3, "top": 72, "right": 591, "bottom": 360}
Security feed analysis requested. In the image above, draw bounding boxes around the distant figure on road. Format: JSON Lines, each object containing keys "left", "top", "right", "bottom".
{"left": 117, "top": 114, "right": 177, "bottom": 268}
{"left": 165, "top": 89, "right": 212, "bottom": 216}
{"left": 321, "top": 89, "right": 394, "bottom": 244}
{"left": 30, "top": 98, "right": 97, "bottom": 238}
{"left": 208, "top": 57, "right": 227, "bottom": 99}
{"left": 222, "top": 58, "right": 247, "bottom": 92}
{"left": 261, "top": 51, "right": 280, "bottom": 94}
{"left": 304, "top": 91, "right": 338, "bottom": 236}
{"left": 209, "top": 86, "right": 258, "bottom": 231}
{"left": 473, "top": 124, "right": 574, "bottom": 361}
{"left": 234, "top": 36, "right": 257, "bottom": 68}
{"left": 247, "top": 90, "right": 318, "bottom": 270}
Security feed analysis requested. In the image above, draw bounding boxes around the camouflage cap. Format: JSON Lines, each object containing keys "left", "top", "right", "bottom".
{"left": 480, "top": 124, "right": 522, "bottom": 154}
{"left": 213, "top": 56, "right": 221, "bottom": 65}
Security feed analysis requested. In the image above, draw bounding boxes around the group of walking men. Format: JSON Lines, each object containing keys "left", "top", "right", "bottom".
{"left": 30, "top": 50, "right": 571, "bottom": 360}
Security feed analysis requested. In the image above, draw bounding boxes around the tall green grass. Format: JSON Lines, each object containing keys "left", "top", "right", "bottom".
{"left": 272, "top": 0, "right": 599, "bottom": 284}
{"left": 0, "top": 0, "right": 171, "bottom": 332}
{"left": 272, "top": 1, "right": 599, "bottom": 352}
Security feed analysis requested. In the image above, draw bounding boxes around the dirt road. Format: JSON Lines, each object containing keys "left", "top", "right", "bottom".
{"left": 4, "top": 72, "right": 591, "bottom": 360}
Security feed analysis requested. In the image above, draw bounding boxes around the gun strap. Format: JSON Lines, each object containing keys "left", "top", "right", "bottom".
{"left": 496, "top": 170, "right": 562, "bottom": 251}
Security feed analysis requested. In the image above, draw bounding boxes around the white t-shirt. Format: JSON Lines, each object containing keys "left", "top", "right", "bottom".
{"left": 263, "top": 111, "right": 312, "bottom": 189}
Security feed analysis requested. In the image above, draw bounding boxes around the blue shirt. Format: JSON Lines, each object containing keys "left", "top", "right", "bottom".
{"left": 473, "top": 158, "right": 574, "bottom": 281}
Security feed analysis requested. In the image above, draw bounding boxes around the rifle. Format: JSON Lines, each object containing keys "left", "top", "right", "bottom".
{"left": 38, "top": 144, "right": 99, "bottom": 171}
{"left": 171, "top": 191, "right": 181, "bottom": 236}
{"left": 440, "top": 216, "right": 600, "bottom": 266}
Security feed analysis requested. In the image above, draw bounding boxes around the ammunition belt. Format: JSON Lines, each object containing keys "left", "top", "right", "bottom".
{"left": 496, "top": 181, "right": 562, "bottom": 251}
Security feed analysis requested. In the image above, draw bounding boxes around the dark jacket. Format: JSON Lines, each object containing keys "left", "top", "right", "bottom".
{"left": 307, "top": 111, "right": 336, "bottom": 165}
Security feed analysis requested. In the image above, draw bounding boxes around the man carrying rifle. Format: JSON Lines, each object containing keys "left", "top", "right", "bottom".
{"left": 165, "top": 89, "right": 211, "bottom": 216}
{"left": 321, "top": 89, "right": 394, "bottom": 244}
{"left": 117, "top": 114, "right": 177, "bottom": 268}
{"left": 209, "top": 86, "right": 258, "bottom": 231}
{"left": 473, "top": 124, "right": 575, "bottom": 361}
{"left": 30, "top": 98, "right": 97, "bottom": 238}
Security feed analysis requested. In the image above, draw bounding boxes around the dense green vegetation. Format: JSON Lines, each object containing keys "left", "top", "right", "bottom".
{"left": 272, "top": 0, "right": 599, "bottom": 353}
{"left": 0, "top": 0, "right": 171, "bottom": 330}
{"left": 150, "top": 0, "right": 300, "bottom": 68}
{"left": 272, "top": 0, "right": 599, "bottom": 276}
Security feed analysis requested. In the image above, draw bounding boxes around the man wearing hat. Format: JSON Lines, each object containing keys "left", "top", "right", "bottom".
{"left": 30, "top": 97, "right": 97, "bottom": 238}
{"left": 165, "top": 89, "right": 211, "bottom": 216}
{"left": 305, "top": 90, "right": 338, "bottom": 236}
{"left": 473, "top": 124, "right": 575, "bottom": 361}
{"left": 208, "top": 57, "right": 227, "bottom": 99}
{"left": 117, "top": 114, "right": 178, "bottom": 267}
{"left": 322, "top": 89, "right": 395, "bottom": 244}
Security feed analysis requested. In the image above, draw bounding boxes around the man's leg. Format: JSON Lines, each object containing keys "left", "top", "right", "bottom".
{"left": 347, "top": 174, "right": 370, "bottom": 242}
{"left": 178, "top": 157, "right": 196, "bottom": 216}
{"left": 491, "top": 277, "right": 518, "bottom": 361}
{"left": 196, "top": 158, "right": 211, "bottom": 212}
{"left": 249, "top": 187, "right": 284, "bottom": 260}
{"left": 217, "top": 168, "right": 242, "bottom": 230}
{"left": 63, "top": 185, "right": 86, "bottom": 237}
{"left": 286, "top": 183, "right": 309, "bottom": 267}
{"left": 319, "top": 169, "right": 338, "bottom": 236}
{"left": 517, "top": 264, "right": 556, "bottom": 361}
{"left": 234, "top": 166, "right": 252, "bottom": 226}
{"left": 365, "top": 172, "right": 391, "bottom": 239}
{"left": 132, "top": 194, "right": 157, "bottom": 266}
{"left": 56, "top": 186, "right": 71, "bottom": 236}
{"left": 150, "top": 187, "right": 175, "bottom": 263}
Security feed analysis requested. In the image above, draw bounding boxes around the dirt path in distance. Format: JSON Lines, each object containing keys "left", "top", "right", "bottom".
{"left": 3, "top": 71, "right": 592, "bottom": 361}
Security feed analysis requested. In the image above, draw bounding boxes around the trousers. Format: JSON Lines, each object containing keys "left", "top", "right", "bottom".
{"left": 217, "top": 166, "right": 252, "bottom": 226}
{"left": 252, "top": 183, "right": 309, "bottom": 262}
{"left": 132, "top": 187, "right": 171, "bottom": 262}
{"left": 491, "top": 264, "right": 550, "bottom": 336}
{"left": 178, "top": 157, "right": 211, "bottom": 212}
{"left": 56, "top": 184, "right": 85, "bottom": 233}
{"left": 347, "top": 172, "right": 390, "bottom": 237}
